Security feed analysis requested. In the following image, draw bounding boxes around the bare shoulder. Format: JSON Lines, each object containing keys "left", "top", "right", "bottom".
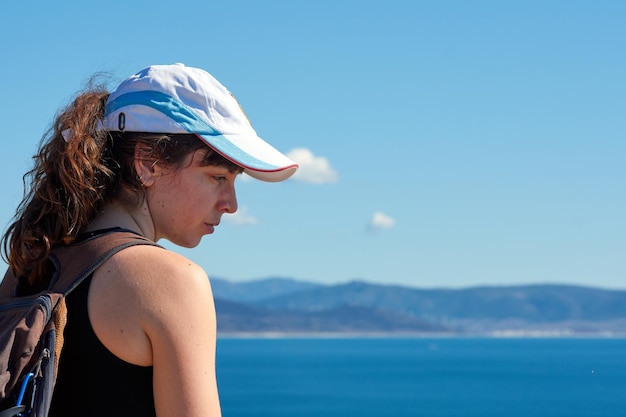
{"left": 103, "top": 244, "right": 215, "bottom": 320}
{"left": 88, "top": 244, "right": 215, "bottom": 366}
{"left": 107, "top": 243, "right": 208, "bottom": 283}
{"left": 99, "top": 244, "right": 212, "bottom": 301}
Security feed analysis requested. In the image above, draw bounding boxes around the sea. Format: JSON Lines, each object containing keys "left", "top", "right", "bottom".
{"left": 215, "top": 337, "right": 626, "bottom": 417}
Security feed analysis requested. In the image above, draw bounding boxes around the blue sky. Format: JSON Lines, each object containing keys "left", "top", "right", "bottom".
{"left": 0, "top": 1, "right": 624, "bottom": 289}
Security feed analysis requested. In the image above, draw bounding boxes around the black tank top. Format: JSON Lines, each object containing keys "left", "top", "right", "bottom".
{"left": 49, "top": 273, "right": 156, "bottom": 417}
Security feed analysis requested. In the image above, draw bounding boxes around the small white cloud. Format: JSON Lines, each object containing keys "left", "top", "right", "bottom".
{"left": 223, "top": 207, "right": 258, "bottom": 225}
{"left": 368, "top": 212, "right": 396, "bottom": 232}
{"left": 286, "top": 148, "right": 338, "bottom": 184}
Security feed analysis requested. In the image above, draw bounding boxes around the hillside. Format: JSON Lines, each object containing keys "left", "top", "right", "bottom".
{"left": 211, "top": 278, "right": 626, "bottom": 336}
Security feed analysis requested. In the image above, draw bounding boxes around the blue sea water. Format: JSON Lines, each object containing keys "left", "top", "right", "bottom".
{"left": 216, "top": 337, "right": 626, "bottom": 417}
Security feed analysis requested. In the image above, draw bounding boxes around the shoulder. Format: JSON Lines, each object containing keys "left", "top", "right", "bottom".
{"left": 88, "top": 244, "right": 216, "bottom": 365}
{"left": 101, "top": 244, "right": 214, "bottom": 318}
{"left": 106, "top": 243, "right": 207, "bottom": 281}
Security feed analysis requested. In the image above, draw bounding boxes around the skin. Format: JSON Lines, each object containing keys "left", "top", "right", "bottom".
{"left": 84, "top": 148, "right": 238, "bottom": 417}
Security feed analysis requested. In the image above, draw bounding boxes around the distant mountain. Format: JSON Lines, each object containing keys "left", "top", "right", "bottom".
{"left": 255, "top": 281, "right": 626, "bottom": 321}
{"left": 211, "top": 278, "right": 626, "bottom": 336}
{"left": 215, "top": 298, "right": 448, "bottom": 333}
{"left": 210, "top": 277, "right": 323, "bottom": 302}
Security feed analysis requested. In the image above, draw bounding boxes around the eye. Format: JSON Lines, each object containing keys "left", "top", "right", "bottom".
{"left": 213, "top": 175, "right": 228, "bottom": 184}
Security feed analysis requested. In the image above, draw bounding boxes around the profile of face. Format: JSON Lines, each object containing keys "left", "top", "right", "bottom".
{"left": 141, "top": 148, "right": 239, "bottom": 248}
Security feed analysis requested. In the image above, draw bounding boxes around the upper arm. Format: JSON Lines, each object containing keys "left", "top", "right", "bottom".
{"left": 98, "top": 246, "right": 222, "bottom": 417}
{"left": 104, "top": 246, "right": 220, "bottom": 417}
{"left": 143, "top": 255, "right": 221, "bottom": 417}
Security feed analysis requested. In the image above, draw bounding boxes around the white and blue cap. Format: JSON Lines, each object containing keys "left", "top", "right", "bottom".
{"left": 103, "top": 63, "right": 298, "bottom": 182}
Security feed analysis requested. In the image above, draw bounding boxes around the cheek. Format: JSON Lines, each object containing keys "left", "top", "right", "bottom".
{"left": 154, "top": 172, "right": 221, "bottom": 216}
{"left": 174, "top": 180, "right": 219, "bottom": 217}
{"left": 149, "top": 180, "right": 187, "bottom": 215}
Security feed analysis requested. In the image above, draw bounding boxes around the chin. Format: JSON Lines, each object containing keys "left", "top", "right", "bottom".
{"left": 183, "top": 238, "right": 203, "bottom": 248}
{"left": 180, "top": 242, "right": 200, "bottom": 249}
{"left": 168, "top": 235, "right": 204, "bottom": 249}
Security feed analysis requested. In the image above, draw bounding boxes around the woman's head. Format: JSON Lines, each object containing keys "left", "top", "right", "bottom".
{"left": 2, "top": 63, "right": 298, "bottom": 284}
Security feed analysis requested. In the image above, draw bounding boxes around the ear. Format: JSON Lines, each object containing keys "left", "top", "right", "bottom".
{"left": 133, "top": 144, "right": 159, "bottom": 187}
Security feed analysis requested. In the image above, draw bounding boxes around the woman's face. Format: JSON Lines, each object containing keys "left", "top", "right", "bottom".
{"left": 145, "top": 149, "right": 239, "bottom": 247}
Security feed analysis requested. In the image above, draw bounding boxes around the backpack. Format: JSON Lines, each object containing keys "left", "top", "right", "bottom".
{"left": 0, "top": 229, "right": 160, "bottom": 417}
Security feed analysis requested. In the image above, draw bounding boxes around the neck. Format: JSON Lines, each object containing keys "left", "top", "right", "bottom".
{"left": 85, "top": 200, "right": 156, "bottom": 241}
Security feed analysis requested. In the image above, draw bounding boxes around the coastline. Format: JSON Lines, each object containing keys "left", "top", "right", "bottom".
{"left": 216, "top": 330, "right": 626, "bottom": 339}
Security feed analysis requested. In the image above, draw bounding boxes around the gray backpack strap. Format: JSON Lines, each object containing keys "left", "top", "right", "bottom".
{"left": 49, "top": 229, "right": 162, "bottom": 295}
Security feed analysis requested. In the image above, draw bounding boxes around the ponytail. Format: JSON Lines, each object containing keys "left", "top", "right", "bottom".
{"left": 2, "top": 86, "right": 114, "bottom": 286}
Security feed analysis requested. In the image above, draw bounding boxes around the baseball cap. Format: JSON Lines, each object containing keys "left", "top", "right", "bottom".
{"left": 102, "top": 63, "right": 298, "bottom": 182}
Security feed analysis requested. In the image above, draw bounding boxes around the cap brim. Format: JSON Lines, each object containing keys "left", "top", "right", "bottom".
{"left": 105, "top": 90, "right": 298, "bottom": 182}
{"left": 194, "top": 133, "right": 298, "bottom": 182}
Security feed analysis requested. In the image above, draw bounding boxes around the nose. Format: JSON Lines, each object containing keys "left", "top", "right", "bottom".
{"left": 220, "top": 183, "right": 238, "bottom": 214}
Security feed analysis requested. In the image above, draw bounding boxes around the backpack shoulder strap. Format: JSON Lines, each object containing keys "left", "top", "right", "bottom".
{"left": 49, "top": 229, "right": 162, "bottom": 295}
{"left": 0, "top": 229, "right": 161, "bottom": 299}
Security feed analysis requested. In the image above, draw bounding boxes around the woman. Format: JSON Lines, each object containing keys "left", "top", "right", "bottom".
{"left": 0, "top": 63, "right": 298, "bottom": 416}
